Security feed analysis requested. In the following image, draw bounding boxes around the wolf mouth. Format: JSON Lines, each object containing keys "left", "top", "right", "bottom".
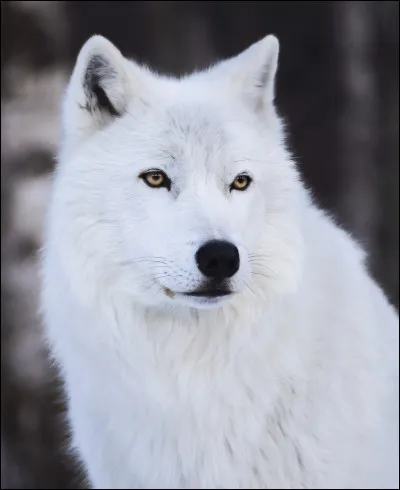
{"left": 185, "top": 289, "right": 232, "bottom": 298}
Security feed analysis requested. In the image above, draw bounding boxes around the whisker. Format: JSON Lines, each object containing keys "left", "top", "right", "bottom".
{"left": 251, "top": 271, "right": 272, "bottom": 280}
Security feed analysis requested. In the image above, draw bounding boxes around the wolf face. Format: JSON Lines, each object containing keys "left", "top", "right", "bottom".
{"left": 50, "top": 35, "right": 304, "bottom": 311}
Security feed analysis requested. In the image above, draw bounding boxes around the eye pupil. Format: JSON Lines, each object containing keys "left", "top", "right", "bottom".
{"left": 146, "top": 172, "right": 164, "bottom": 186}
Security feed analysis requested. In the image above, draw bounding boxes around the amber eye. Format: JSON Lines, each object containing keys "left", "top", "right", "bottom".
{"left": 140, "top": 170, "right": 171, "bottom": 190}
{"left": 230, "top": 174, "right": 252, "bottom": 192}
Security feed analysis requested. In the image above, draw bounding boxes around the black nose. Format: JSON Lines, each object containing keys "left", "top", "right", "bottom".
{"left": 195, "top": 240, "right": 240, "bottom": 280}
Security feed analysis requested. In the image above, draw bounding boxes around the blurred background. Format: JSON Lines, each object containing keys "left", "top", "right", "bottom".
{"left": 1, "top": 1, "right": 398, "bottom": 488}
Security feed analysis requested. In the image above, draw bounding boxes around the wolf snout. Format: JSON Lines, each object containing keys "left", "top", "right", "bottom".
{"left": 195, "top": 240, "right": 240, "bottom": 280}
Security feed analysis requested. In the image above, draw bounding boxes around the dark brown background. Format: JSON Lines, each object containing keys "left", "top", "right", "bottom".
{"left": 1, "top": 1, "right": 398, "bottom": 488}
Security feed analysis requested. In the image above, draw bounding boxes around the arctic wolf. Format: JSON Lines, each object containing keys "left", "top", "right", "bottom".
{"left": 41, "top": 34, "right": 399, "bottom": 489}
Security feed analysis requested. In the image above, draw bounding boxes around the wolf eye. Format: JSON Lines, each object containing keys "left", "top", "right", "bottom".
{"left": 230, "top": 174, "right": 252, "bottom": 192}
{"left": 140, "top": 170, "right": 171, "bottom": 190}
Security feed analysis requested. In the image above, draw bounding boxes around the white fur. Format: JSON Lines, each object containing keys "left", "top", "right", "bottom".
{"left": 41, "top": 34, "right": 399, "bottom": 489}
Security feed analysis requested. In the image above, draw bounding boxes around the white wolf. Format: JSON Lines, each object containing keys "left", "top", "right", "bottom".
{"left": 41, "top": 34, "right": 399, "bottom": 489}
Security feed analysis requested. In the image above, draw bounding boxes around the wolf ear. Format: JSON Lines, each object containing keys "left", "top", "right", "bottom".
{"left": 62, "top": 35, "right": 132, "bottom": 147}
{"left": 223, "top": 35, "right": 280, "bottom": 115}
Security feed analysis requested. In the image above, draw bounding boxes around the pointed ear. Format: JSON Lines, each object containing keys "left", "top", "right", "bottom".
{"left": 62, "top": 35, "right": 132, "bottom": 147}
{"left": 222, "top": 35, "right": 280, "bottom": 115}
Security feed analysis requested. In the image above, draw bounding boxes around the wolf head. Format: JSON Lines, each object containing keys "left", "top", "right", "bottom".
{"left": 50, "top": 35, "right": 305, "bottom": 311}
